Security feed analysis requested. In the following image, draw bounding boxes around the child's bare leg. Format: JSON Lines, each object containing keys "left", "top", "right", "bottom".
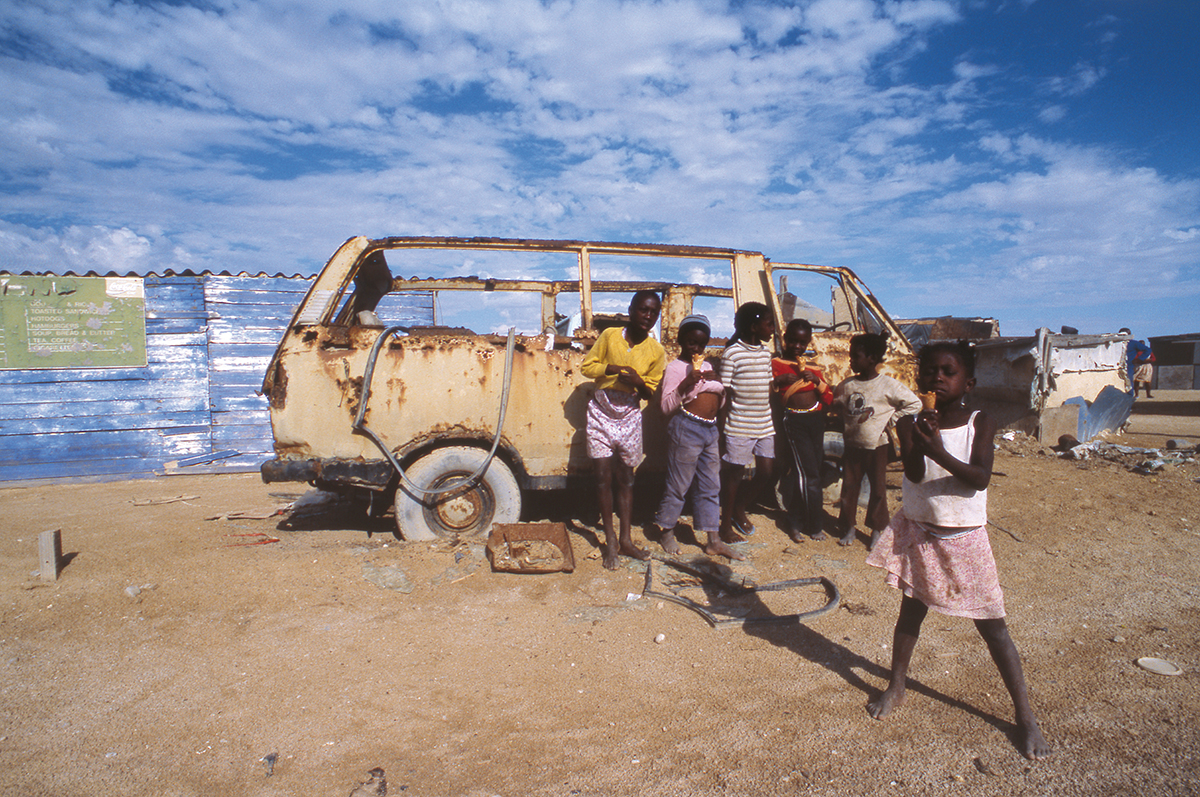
{"left": 838, "top": 449, "right": 865, "bottom": 545}
{"left": 733, "top": 455, "right": 773, "bottom": 532}
{"left": 704, "top": 532, "right": 744, "bottom": 561}
{"left": 869, "top": 596, "right": 927, "bottom": 719}
{"left": 855, "top": 446, "right": 889, "bottom": 547}
{"left": 975, "top": 618, "right": 1052, "bottom": 760}
{"left": 594, "top": 457, "right": 620, "bottom": 569}
{"left": 615, "top": 459, "right": 648, "bottom": 562}
{"left": 719, "top": 463, "right": 746, "bottom": 543}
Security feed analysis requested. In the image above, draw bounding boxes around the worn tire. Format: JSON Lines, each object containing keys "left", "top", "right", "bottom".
{"left": 394, "top": 446, "right": 521, "bottom": 541}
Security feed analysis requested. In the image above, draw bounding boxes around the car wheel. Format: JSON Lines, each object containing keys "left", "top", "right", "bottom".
{"left": 394, "top": 446, "right": 521, "bottom": 541}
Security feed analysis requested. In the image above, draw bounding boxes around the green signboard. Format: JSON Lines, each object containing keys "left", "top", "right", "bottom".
{"left": 0, "top": 276, "right": 147, "bottom": 369}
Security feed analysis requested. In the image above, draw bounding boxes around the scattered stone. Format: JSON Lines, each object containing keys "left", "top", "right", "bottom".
{"left": 811, "top": 553, "right": 848, "bottom": 570}
{"left": 347, "top": 767, "right": 387, "bottom": 797}
{"left": 1112, "top": 636, "right": 1126, "bottom": 643}
{"left": 972, "top": 757, "right": 998, "bottom": 776}
{"left": 361, "top": 563, "right": 415, "bottom": 593}
{"left": 654, "top": 633, "right": 666, "bottom": 644}
{"left": 124, "top": 585, "right": 141, "bottom": 599}
{"left": 1137, "top": 656, "right": 1183, "bottom": 676}
{"left": 1056, "top": 434, "right": 1080, "bottom": 451}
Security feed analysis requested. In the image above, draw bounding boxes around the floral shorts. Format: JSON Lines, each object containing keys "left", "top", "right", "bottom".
{"left": 586, "top": 388, "right": 644, "bottom": 467}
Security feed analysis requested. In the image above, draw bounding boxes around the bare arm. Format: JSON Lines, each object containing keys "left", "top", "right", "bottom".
{"left": 910, "top": 411, "right": 995, "bottom": 491}
{"left": 614, "top": 366, "right": 655, "bottom": 401}
{"left": 897, "top": 415, "right": 925, "bottom": 483}
{"left": 894, "top": 384, "right": 922, "bottom": 418}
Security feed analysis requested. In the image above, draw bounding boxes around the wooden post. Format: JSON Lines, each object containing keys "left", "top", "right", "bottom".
{"left": 39, "top": 529, "right": 62, "bottom": 582}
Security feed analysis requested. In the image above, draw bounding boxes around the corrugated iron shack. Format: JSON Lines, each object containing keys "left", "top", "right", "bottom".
{"left": 896, "top": 316, "right": 1000, "bottom": 348}
{"left": 1147, "top": 333, "right": 1200, "bottom": 391}
{"left": 972, "top": 329, "right": 1131, "bottom": 443}
{"left": 893, "top": 318, "right": 1133, "bottom": 443}
{"left": 0, "top": 271, "right": 433, "bottom": 484}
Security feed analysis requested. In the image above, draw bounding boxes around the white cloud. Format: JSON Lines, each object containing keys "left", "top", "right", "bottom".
{"left": 1038, "top": 105, "right": 1066, "bottom": 123}
{"left": 1045, "top": 61, "right": 1105, "bottom": 97}
{"left": 919, "top": 140, "right": 1200, "bottom": 314}
{"left": 0, "top": 0, "right": 1196, "bottom": 338}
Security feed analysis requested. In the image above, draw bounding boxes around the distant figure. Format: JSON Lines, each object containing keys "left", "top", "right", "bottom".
{"left": 649, "top": 314, "right": 741, "bottom": 561}
{"left": 1119, "top": 328, "right": 1155, "bottom": 398}
{"left": 832, "top": 333, "right": 920, "bottom": 548}
{"left": 866, "top": 341, "right": 1051, "bottom": 761}
{"left": 580, "top": 291, "right": 666, "bottom": 569}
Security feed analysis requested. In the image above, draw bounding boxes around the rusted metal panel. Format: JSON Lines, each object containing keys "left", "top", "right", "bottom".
{"left": 269, "top": 330, "right": 596, "bottom": 478}
{"left": 487, "top": 522, "right": 575, "bottom": 573}
{"left": 973, "top": 330, "right": 1130, "bottom": 439}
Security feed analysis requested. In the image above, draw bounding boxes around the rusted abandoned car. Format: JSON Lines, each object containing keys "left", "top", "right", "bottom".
{"left": 260, "top": 237, "right": 915, "bottom": 540}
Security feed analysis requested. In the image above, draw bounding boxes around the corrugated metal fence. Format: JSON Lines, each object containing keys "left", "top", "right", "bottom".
{"left": 0, "top": 274, "right": 433, "bottom": 484}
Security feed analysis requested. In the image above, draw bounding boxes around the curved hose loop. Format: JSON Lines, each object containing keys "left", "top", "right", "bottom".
{"left": 641, "top": 557, "right": 840, "bottom": 629}
{"left": 353, "top": 325, "right": 517, "bottom": 499}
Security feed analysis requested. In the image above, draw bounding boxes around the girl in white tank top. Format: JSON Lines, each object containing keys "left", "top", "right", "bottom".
{"left": 865, "top": 341, "right": 1051, "bottom": 761}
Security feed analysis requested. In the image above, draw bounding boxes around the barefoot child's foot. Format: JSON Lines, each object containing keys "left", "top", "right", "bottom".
{"left": 1018, "top": 720, "right": 1052, "bottom": 760}
{"left": 869, "top": 529, "right": 882, "bottom": 550}
{"left": 867, "top": 686, "right": 905, "bottom": 719}
{"left": 660, "top": 528, "right": 682, "bottom": 556}
{"left": 810, "top": 530, "right": 828, "bottom": 542}
{"left": 838, "top": 528, "right": 857, "bottom": 547}
{"left": 704, "top": 534, "right": 745, "bottom": 561}
{"left": 602, "top": 545, "right": 620, "bottom": 570}
{"left": 619, "top": 539, "right": 651, "bottom": 561}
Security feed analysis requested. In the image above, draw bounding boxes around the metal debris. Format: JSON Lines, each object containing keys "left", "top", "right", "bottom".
{"left": 1059, "top": 441, "right": 1196, "bottom": 474}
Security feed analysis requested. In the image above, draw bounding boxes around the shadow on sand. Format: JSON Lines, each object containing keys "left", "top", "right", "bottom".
{"left": 655, "top": 558, "right": 1019, "bottom": 744}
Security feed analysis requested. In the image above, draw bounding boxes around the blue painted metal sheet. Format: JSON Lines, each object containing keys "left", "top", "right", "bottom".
{"left": 0, "top": 272, "right": 434, "bottom": 483}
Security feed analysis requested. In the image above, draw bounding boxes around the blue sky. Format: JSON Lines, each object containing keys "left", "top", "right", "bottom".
{"left": 1, "top": 0, "right": 1197, "bottom": 339}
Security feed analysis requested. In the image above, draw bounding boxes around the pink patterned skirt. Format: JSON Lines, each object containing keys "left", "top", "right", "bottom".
{"left": 866, "top": 508, "right": 1006, "bottom": 619}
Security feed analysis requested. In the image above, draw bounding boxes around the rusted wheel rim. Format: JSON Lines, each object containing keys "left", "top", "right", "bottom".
{"left": 425, "top": 472, "right": 492, "bottom": 532}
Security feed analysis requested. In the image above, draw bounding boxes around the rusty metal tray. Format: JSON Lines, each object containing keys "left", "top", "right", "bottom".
{"left": 486, "top": 522, "right": 575, "bottom": 573}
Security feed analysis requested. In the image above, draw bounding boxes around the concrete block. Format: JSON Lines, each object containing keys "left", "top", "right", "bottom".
{"left": 1038, "top": 403, "right": 1081, "bottom": 444}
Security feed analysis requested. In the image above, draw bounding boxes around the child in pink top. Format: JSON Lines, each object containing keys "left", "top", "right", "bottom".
{"left": 650, "top": 315, "right": 741, "bottom": 561}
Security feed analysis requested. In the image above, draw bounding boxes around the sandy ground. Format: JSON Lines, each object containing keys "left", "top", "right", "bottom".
{"left": 2, "top": 393, "right": 1199, "bottom": 797}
